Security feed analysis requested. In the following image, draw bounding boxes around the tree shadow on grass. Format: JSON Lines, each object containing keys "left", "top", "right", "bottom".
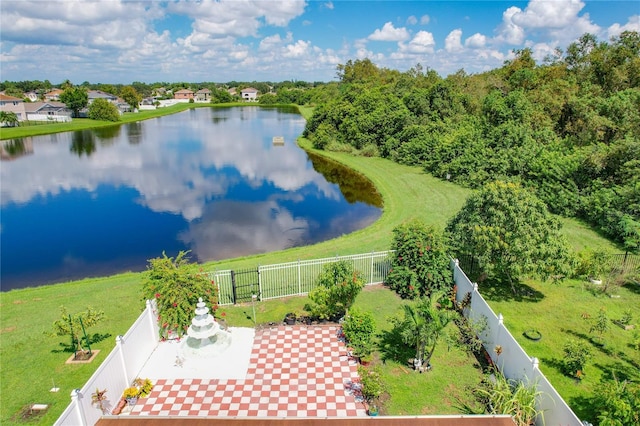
{"left": 539, "top": 356, "right": 567, "bottom": 376}
{"left": 50, "top": 332, "right": 111, "bottom": 354}
{"left": 568, "top": 394, "right": 596, "bottom": 425}
{"left": 479, "top": 277, "right": 545, "bottom": 303}
{"left": 377, "top": 328, "right": 414, "bottom": 364}
{"left": 593, "top": 360, "right": 640, "bottom": 382}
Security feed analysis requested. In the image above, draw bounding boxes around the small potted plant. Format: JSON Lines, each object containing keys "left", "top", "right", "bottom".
{"left": 358, "top": 365, "right": 384, "bottom": 416}
{"left": 123, "top": 386, "right": 139, "bottom": 406}
{"left": 91, "top": 388, "right": 108, "bottom": 414}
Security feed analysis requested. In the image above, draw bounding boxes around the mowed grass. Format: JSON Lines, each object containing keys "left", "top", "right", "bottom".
{"left": 0, "top": 106, "right": 622, "bottom": 424}
{"left": 482, "top": 278, "right": 640, "bottom": 423}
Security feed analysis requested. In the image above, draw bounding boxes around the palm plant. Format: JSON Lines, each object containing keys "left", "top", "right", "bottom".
{"left": 395, "top": 290, "right": 456, "bottom": 368}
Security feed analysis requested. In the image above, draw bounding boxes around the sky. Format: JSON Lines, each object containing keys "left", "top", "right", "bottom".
{"left": 0, "top": 0, "right": 638, "bottom": 84}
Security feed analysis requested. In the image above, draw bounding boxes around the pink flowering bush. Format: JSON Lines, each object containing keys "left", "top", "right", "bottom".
{"left": 142, "top": 251, "right": 218, "bottom": 339}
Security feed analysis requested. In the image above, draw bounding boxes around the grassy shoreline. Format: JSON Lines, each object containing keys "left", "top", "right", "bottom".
{"left": 0, "top": 106, "right": 620, "bottom": 424}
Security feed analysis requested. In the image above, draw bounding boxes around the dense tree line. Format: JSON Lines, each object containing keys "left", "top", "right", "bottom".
{"left": 303, "top": 32, "right": 640, "bottom": 251}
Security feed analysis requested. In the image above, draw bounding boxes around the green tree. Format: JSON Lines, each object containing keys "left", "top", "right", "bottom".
{"left": 385, "top": 220, "right": 452, "bottom": 299}
{"left": 391, "top": 290, "right": 456, "bottom": 368}
{"left": 48, "top": 306, "right": 105, "bottom": 357}
{"left": 342, "top": 308, "right": 376, "bottom": 358}
{"left": 446, "top": 181, "right": 573, "bottom": 292}
{"left": 120, "top": 85, "right": 142, "bottom": 110}
{"left": 60, "top": 86, "right": 88, "bottom": 118}
{"left": 142, "top": 251, "right": 218, "bottom": 339}
{"left": 258, "top": 93, "right": 277, "bottom": 105}
{"left": 0, "top": 111, "right": 19, "bottom": 127}
{"left": 304, "top": 260, "right": 365, "bottom": 320}
{"left": 591, "top": 375, "right": 640, "bottom": 426}
{"left": 88, "top": 98, "right": 120, "bottom": 122}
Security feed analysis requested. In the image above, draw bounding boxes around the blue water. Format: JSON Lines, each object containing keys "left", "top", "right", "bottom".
{"left": 0, "top": 107, "right": 381, "bottom": 290}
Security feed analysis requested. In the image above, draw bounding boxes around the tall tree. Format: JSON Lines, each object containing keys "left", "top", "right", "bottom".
{"left": 120, "top": 86, "right": 142, "bottom": 110}
{"left": 88, "top": 98, "right": 120, "bottom": 122}
{"left": 446, "top": 181, "right": 573, "bottom": 291}
{"left": 60, "top": 86, "right": 88, "bottom": 118}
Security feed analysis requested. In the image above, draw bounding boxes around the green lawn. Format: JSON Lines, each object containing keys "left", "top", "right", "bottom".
{"left": 482, "top": 278, "right": 640, "bottom": 423}
{"left": 0, "top": 106, "right": 623, "bottom": 424}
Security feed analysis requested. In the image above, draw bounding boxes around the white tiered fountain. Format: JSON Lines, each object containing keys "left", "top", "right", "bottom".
{"left": 179, "top": 297, "right": 232, "bottom": 358}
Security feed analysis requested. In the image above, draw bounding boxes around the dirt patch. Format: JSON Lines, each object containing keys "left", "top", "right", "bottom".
{"left": 32, "top": 297, "right": 43, "bottom": 301}
{"left": 11, "top": 404, "right": 49, "bottom": 422}
{"left": 12, "top": 300, "right": 24, "bottom": 304}
{"left": 66, "top": 349, "right": 100, "bottom": 364}
{"left": 1, "top": 326, "right": 17, "bottom": 334}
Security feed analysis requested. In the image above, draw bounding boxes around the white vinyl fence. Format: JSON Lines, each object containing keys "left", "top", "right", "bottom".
{"left": 54, "top": 300, "right": 159, "bottom": 426}
{"left": 55, "top": 252, "right": 582, "bottom": 426}
{"left": 451, "top": 259, "right": 582, "bottom": 426}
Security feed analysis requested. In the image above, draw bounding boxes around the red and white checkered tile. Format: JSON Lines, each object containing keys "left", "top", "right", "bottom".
{"left": 130, "top": 325, "right": 367, "bottom": 417}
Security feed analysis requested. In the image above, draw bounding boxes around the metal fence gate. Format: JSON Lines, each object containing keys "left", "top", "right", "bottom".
{"left": 231, "top": 267, "right": 260, "bottom": 304}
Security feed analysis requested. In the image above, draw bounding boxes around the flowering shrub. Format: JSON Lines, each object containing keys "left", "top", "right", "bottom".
{"left": 305, "top": 260, "right": 364, "bottom": 320}
{"left": 342, "top": 308, "right": 376, "bottom": 357}
{"left": 142, "top": 251, "right": 218, "bottom": 339}
{"left": 385, "top": 220, "right": 453, "bottom": 299}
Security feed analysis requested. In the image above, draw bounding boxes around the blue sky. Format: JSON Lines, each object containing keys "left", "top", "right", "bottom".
{"left": 0, "top": 0, "right": 638, "bottom": 84}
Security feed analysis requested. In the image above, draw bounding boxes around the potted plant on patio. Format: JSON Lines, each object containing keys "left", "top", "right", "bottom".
{"left": 123, "top": 386, "right": 140, "bottom": 406}
{"left": 91, "top": 388, "right": 108, "bottom": 414}
{"left": 358, "top": 365, "right": 384, "bottom": 416}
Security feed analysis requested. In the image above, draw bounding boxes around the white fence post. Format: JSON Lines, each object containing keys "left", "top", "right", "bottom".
{"left": 146, "top": 300, "right": 155, "bottom": 338}
{"left": 258, "top": 265, "right": 263, "bottom": 299}
{"left": 71, "top": 389, "right": 87, "bottom": 426}
{"left": 297, "top": 259, "right": 302, "bottom": 295}
{"left": 116, "top": 335, "right": 129, "bottom": 385}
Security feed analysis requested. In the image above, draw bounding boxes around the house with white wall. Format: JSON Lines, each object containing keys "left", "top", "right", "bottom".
{"left": 241, "top": 87, "right": 258, "bottom": 101}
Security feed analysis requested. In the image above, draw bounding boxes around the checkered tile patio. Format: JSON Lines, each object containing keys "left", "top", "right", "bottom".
{"left": 130, "top": 325, "right": 367, "bottom": 417}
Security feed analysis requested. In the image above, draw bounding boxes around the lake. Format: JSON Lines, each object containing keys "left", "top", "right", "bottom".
{"left": 0, "top": 107, "right": 382, "bottom": 291}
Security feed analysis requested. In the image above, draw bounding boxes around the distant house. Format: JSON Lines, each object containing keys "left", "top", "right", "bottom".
{"left": 24, "top": 102, "right": 72, "bottom": 122}
{"left": 241, "top": 87, "right": 258, "bottom": 101}
{"left": 174, "top": 89, "right": 194, "bottom": 100}
{"left": 228, "top": 88, "right": 237, "bottom": 97}
{"left": 195, "top": 88, "right": 211, "bottom": 102}
{"left": 44, "top": 89, "right": 64, "bottom": 101}
{"left": 88, "top": 90, "right": 118, "bottom": 104}
{"left": 25, "top": 91, "right": 39, "bottom": 102}
{"left": 0, "top": 93, "right": 26, "bottom": 121}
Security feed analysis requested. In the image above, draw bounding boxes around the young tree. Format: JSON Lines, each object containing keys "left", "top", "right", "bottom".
{"left": 0, "top": 111, "right": 19, "bottom": 127}
{"left": 142, "top": 251, "right": 218, "bottom": 339}
{"left": 120, "top": 86, "right": 142, "bottom": 110}
{"left": 48, "top": 306, "right": 105, "bottom": 357}
{"left": 305, "top": 260, "right": 365, "bottom": 320}
{"left": 392, "top": 290, "right": 456, "bottom": 369}
{"left": 88, "top": 98, "right": 120, "bottom": 122}
{"left": 59, "top": 86, "right": 88, "bottom": 117}
{"left": 385, "top": 220, "right": 452, "bottom": 299}
{"left": 446, "top": 181, "right": 573, "bottom": 292}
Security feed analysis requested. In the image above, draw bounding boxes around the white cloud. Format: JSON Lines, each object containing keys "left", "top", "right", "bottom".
{"left": 323, "top": 2, "right": 334, "bottom": 10}
{"left": 496, "top": 6, "right": 526, "bottom": 45}
{"left": 445, "top": 29, "right": 464, "bottom": 53}
{"left": 420, "top": 15, "right": 431, "bottom": 25}
{"left": 407, "top": 15, "right": 418, "bottom": 26}
{"left": 398, "top": 31, "right": 435, "bottom": 54}
{"left": 607, "top": 15, "right": 640, "bottom": 38}
{"left": 368, "top": 22, "right": 410, "bottom": 42}
{"left": 511, "top": 0, "right": 586, "bottom": 28}
{"left": 283, "top": 40, "right": 311, "bottom": 57}
{"left": 465, "top": 33, "right": 487, "bottom": 48}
